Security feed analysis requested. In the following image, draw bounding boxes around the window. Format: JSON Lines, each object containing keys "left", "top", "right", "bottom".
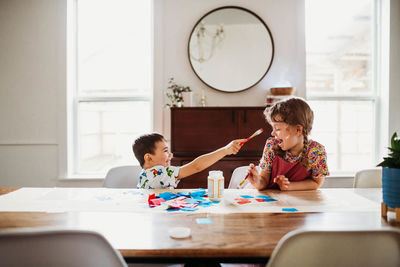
{"left": 70, "top": 0, "right": 152, "bottom": 176}
{"left": 306, "top": 0, "right": 381, "bottom": 175}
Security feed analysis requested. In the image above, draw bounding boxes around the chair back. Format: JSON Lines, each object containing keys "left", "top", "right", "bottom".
{"left": 266, "top": 228, "right": 400, "bottom": 267}
{"left": 103, "top": 165, "right": 142, "bottom": 188}
{"left": 354, "top": 168, "right": 382, "bottom": 188}
{"left": 0, "top": 229, "right": 127, "bottom": 267}
{"left": 229, "top": 166, "right": 260, "bottom": 188}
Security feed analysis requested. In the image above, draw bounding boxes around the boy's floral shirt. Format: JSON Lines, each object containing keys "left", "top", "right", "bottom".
{"left": 259, "top": 137, "right": 329, "bottom": 179}
{"left": 137, "top": 165, "right": 180, "bottom": 189}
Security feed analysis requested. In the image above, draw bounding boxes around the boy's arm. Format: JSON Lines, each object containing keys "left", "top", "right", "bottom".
{"left": 177, "top": 139, "right": 245, "bottom": 179}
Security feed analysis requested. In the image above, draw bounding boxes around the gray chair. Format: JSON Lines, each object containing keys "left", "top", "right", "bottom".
{"left": 266, "top": 228, "right": 400, "bottom": 267}
{"left": 103, "top": 165, "right": 142, "bottom": 188}
{"left": 0, "top": 229, "right": 127, "bottom": 267}
{"left": 354, "top": 168, "right": 382, "bottom": 188}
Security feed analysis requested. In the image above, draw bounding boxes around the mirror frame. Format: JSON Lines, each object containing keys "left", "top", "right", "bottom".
{"left": 187, "top": 6, "right": 275, "bottom": 93}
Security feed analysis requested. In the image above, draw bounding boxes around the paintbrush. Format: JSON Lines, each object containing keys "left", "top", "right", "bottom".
{"left": 238, "top": 173, "right": 250, "bottom": 187}
{"left": 239, "top": 128, "right": 263, "bottom": 146}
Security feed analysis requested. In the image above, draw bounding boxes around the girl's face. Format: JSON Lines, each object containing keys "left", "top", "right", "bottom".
{"left": 148, "top": 140, "right": 173, "bottom": 167}
{"left": 270, "top": 121, "right": 303, "bottom": 152}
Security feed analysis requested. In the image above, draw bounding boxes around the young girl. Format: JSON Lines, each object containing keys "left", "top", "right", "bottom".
{"left": 246, "top": 97, "right": 329, "bottom": 191}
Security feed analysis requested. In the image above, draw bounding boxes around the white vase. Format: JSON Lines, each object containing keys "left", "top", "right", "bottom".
{"left": 182, "top": 92, "right": 193, "bottom": 107}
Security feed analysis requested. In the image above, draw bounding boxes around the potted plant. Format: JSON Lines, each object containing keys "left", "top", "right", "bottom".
{"left": 378, "top": 132, "right": 400, "bottom": 218}
{"left": 165, "top": 78, "right": 192, "bottom": 107}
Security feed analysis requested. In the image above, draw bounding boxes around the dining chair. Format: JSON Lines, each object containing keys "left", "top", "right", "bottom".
{"left": 266, "top": 228, "right": 400, "bottom": 267}
{"left": 103, "top": 165, "right": 142, "bottom": 188}
{"left": 229, "top": 166, "right": 260, "bottom": 188}
{"left": 0, "top": 229, "right": 128, "bottom": 267}
{"left": 353, "top": 168, "right": 382, "bottom": 188}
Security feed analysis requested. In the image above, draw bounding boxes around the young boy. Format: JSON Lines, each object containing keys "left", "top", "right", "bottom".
{"left": 132, "top": 133, "right": 245, "bottom": 189}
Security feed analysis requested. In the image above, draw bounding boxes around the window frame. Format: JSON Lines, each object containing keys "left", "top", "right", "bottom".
{"left": 65, "top": 0, "right": 154, "bottom": 178}
{"left": 305, "top": 0, "right": 385, "bottom": 176}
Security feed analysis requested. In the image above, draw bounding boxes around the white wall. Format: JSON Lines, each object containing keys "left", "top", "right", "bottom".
{"left": 0, "top": 0, "right": 65, "bottom": 187}
{"left": 389, "top": 0, "right": 400, "bottom": 136}
{"left": 0, "top": 0, "right": 398, "bottom": 187}
{"left": 159, "top": 0, "right": 306, "bottom": 139}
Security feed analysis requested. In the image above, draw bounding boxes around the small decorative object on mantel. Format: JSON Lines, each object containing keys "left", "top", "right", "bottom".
{"left": 165, "top": 78, "right": 192, "bottom": 107}
{"left": 266, "top": 86, "right": 295, "bottom": 105}
{"left": 200, "top": 90, "right": 206, "bottom": 107}
{"left": 378, "top": 132, "right": 400, "bottom": 222}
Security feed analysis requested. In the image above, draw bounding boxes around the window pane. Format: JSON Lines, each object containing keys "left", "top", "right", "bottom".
{"left": 77, "top": 101, "right": 151, "bottom": 174}
{"left": 306, "top": 0, "right": 374, "bottom": 95}
{"left": 309, "top": 100, "right": 375, "bottom": 173}
{"left": 77, "top": 0, "right": 151, "bottom": 96}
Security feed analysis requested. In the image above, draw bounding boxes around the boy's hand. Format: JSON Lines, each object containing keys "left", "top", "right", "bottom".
{"left": 224, "top": 139, "right": 246, "bottom": 155}
{"left": 274, "top": 175, "right": 290, "bottom": 191}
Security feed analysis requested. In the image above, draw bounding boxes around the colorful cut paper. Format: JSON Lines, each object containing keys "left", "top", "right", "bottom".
{"left": 237, "top": 199, "right": 252, "bottom": 205}
{"left": 147, "top": 189, "right": 219, "bottom": 212}
{"left": 256, "top": 195, "right": 272, "bottom": 199}
{"left": 159, "top": 192, "right": 178, "bottom": 201}
{"left": 240, "top": 195, "right": 254, "bottom": 199}
{"left": 282, "top": 208, "right": 298, "bottom": 212}
{"left": 149, "top": 198, "right": 166, "bottom": 207}
{"left": 196, "top": 218, "right": 213, "bottom": 224}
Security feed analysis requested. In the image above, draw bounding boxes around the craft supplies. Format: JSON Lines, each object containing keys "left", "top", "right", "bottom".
{"left": 196, "top": 218, "right": 213, "bottom": 224}
{"left": 208, "top": 170, "right": 224, "bottom": 201}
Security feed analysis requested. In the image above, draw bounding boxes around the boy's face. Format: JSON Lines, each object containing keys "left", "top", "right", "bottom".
{"left": 146, "top": 140, "right": 173, "bottom": 167}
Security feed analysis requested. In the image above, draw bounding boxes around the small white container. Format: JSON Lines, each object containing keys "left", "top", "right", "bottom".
{"left": 208, "top": 170, "right": 224, "bottom": 201}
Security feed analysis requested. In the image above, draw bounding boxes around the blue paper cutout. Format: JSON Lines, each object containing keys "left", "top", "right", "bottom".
{"left": 240, "top": 195, "right": 254, "bottom": 199}
{"left": 282, "top": 208, "right": 298, "bottom": 212}
{"left": 256, "top": 195, "right": 271, "bottom": 199}
{"left": 196, "top": 218, "right": 213, "bottom": 224}
{"left": 180, "top": 207, "right": 199, "bottom": 212}
{"left": 159, "top": 192, "right": 178, "bottom": 201}
{"left": 184, "top": 198, "right": 199, "bottom": 204}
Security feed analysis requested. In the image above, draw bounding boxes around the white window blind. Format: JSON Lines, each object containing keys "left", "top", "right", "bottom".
{"left": 306, "top": 0, "right": 380, "bottom": 175}
{"left": 72, "top": 0, "right": 152, "bottom": 176}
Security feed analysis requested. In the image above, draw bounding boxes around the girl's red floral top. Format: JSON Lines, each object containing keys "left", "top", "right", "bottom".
{"left": 259, "top": 137, "right": 329, "bottom": 179}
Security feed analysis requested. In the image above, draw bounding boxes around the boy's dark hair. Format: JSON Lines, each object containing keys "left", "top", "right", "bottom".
{"left": 132, "top": 133, "right": 166, "bottom": 167}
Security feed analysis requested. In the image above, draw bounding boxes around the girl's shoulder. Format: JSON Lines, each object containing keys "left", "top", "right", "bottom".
{"left": 307, "top": 140, "right": 327, "bottom": 157}
{"left": 264, "top": 137, "right": 280, "bottom": 151}
{"left": 266, "top": 137, "right": 280, "bottom": 145}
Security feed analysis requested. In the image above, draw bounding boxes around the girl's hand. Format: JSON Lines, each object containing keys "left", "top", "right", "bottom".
{"left": 246, "top": 164, "right": 267, "bottom": 190}
{"left": 224, "top": 139, "right": 246, "bottom": 155}
{"left": 274, "top": 175, "right": 290, "bottom": 191}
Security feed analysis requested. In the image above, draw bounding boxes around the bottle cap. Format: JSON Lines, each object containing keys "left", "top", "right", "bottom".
{"left": 208, "top": 170, "right": 223, "bottom": 178}
{"left": 168, "top": 227, "right": 191, "bottom": 239}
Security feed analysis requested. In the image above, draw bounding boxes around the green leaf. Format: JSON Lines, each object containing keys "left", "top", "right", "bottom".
{"left": 377, "top": 134, "right": 400, "bottom": 168}
{"left": 391, "top": 132, "right": 400, "bottom": 151}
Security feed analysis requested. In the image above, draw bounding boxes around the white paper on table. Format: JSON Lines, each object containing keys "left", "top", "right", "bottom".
{"left": 0, "top": 188, "right": 380, "bottom": 214}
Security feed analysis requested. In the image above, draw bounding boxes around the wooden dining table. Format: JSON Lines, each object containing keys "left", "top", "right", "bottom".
{"left": 0, "top": 187, "right": 398, "bottom": 264}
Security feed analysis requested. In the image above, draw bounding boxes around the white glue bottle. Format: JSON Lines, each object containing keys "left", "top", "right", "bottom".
{"left": 208, "top": 170, "right": 224, "bottom": 201}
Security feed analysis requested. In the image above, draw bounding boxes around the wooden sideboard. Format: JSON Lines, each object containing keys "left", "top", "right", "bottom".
{"left": 171, "top": 106, "right": 272, "bottom": 188}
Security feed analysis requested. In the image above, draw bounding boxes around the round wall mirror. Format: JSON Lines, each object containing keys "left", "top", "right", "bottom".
{"left": 188, "top": 6, "right": 274, "bottom": 93}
